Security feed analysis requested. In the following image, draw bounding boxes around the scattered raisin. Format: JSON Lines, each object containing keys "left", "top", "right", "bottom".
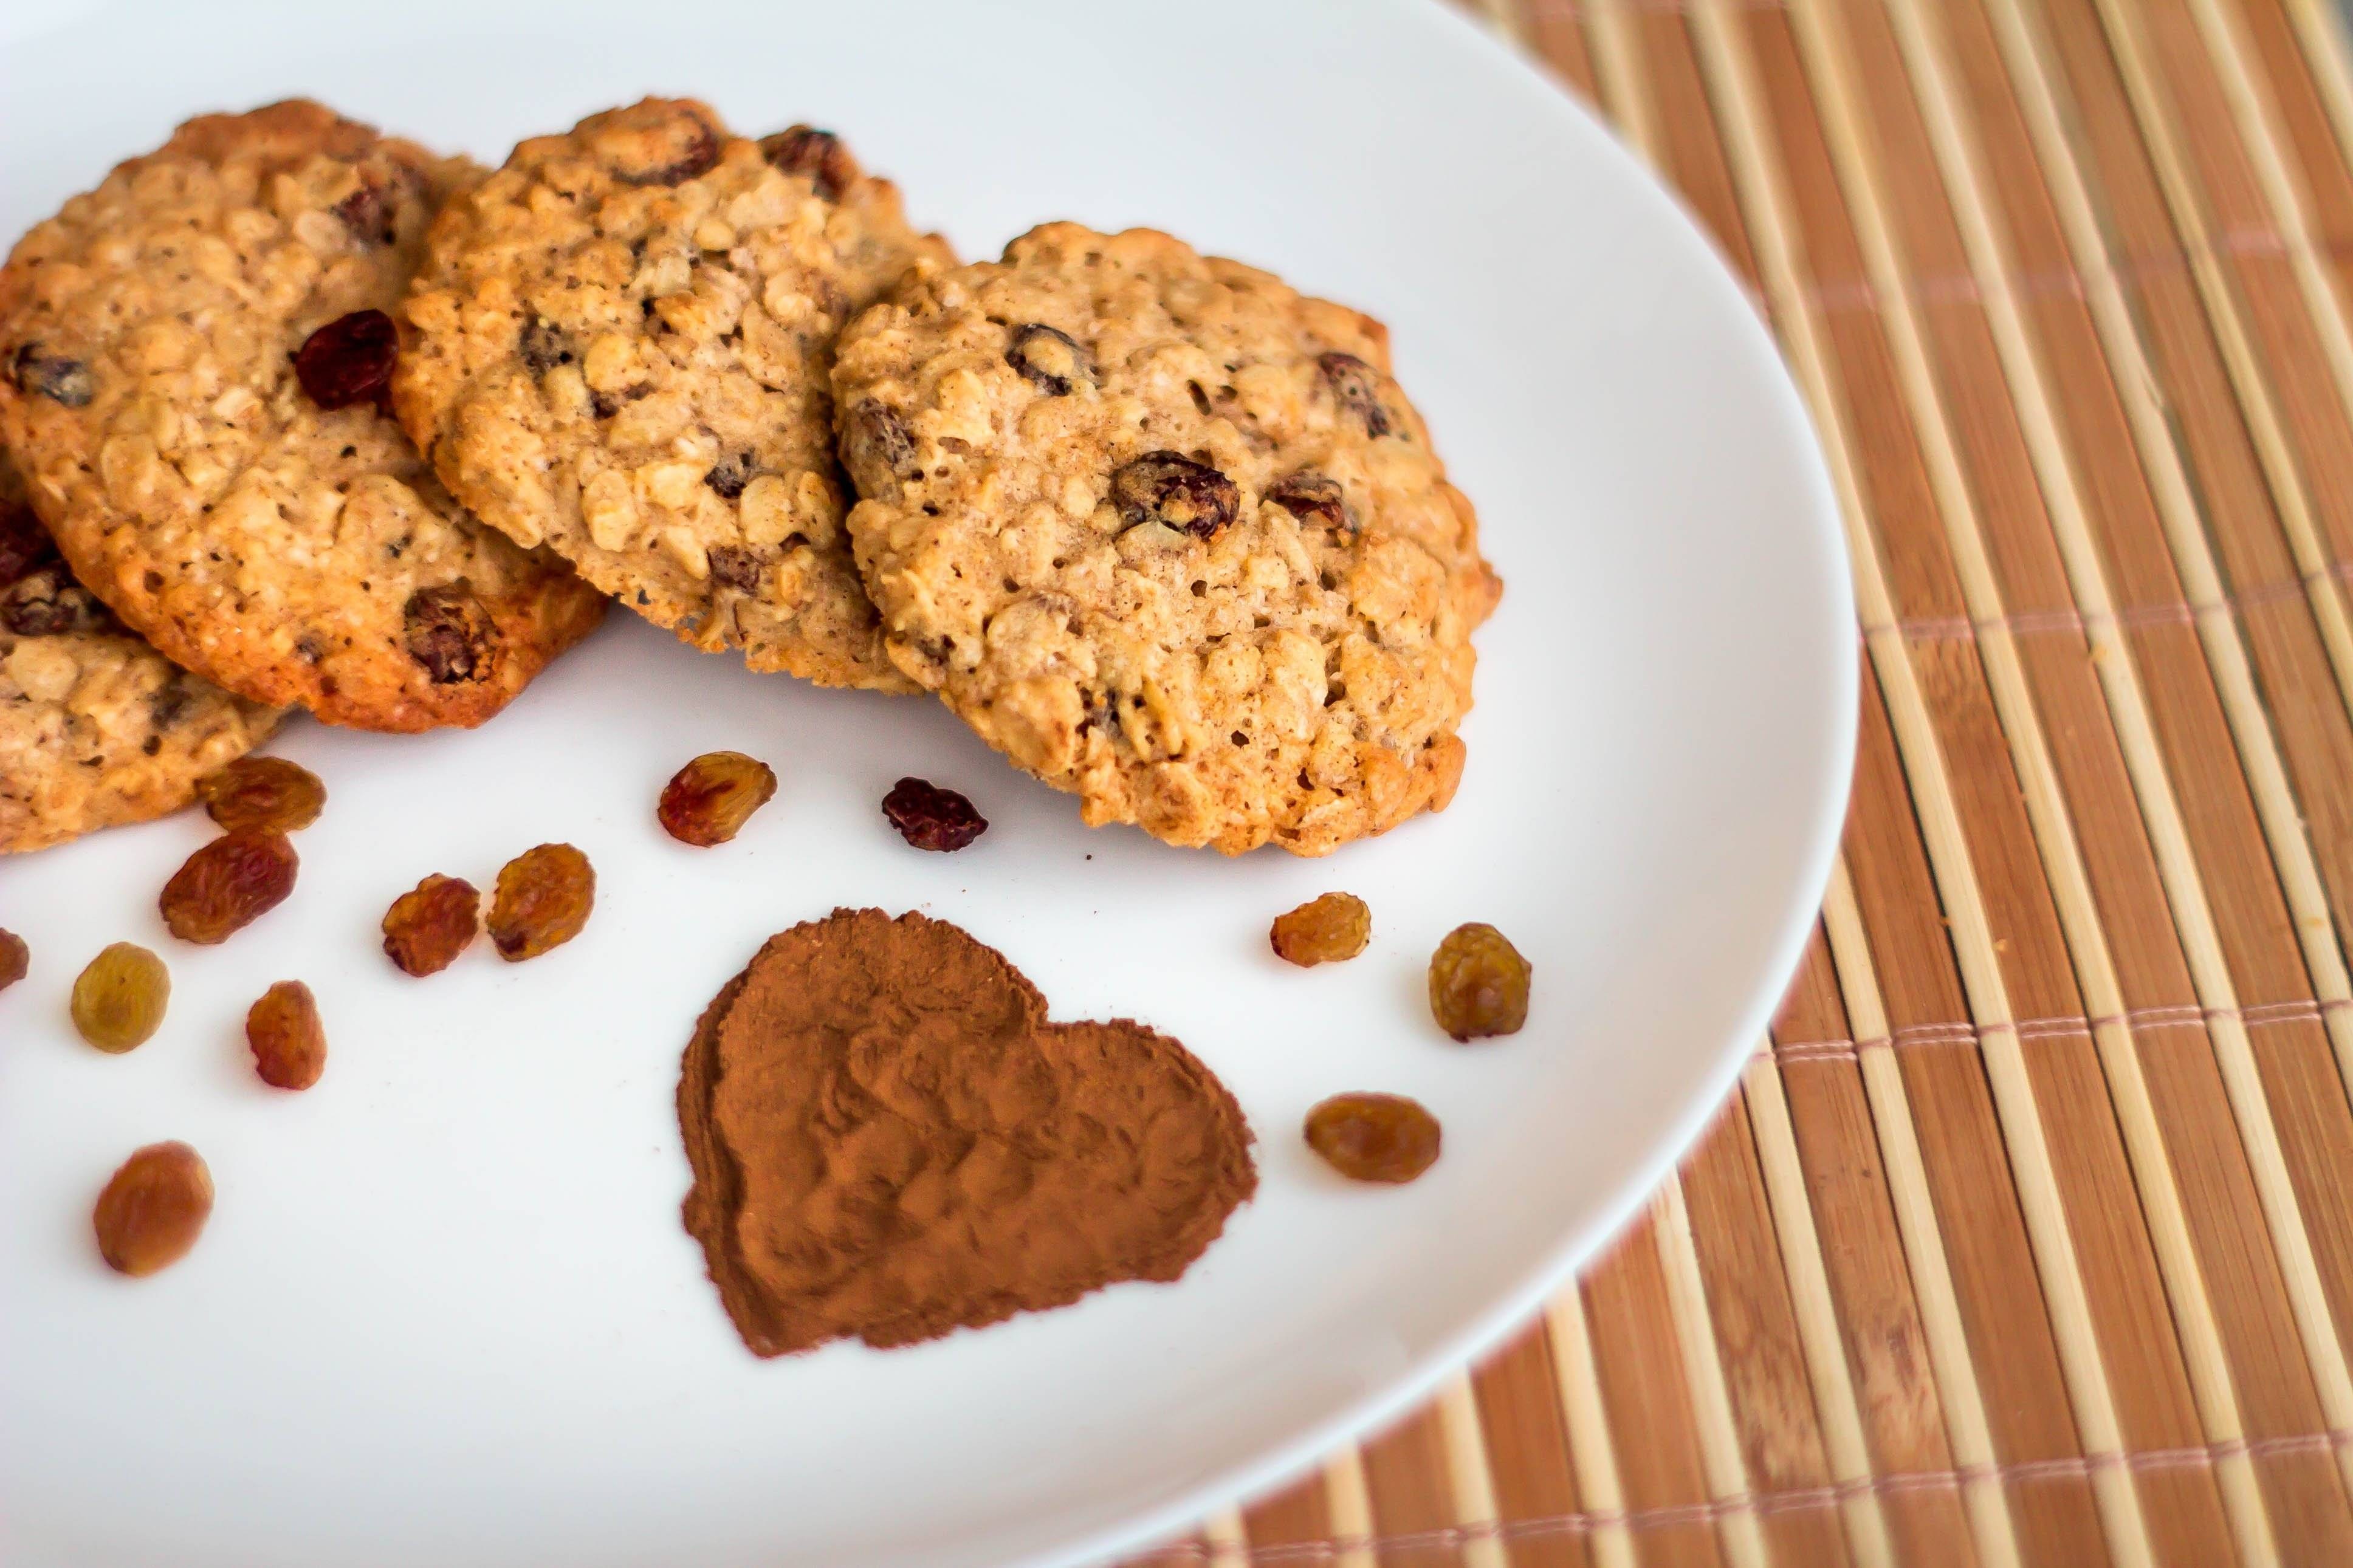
{"left": 1305, "top": 1093, "right": 1442, "bottom": 1183}
{"left": 0, "top": 928, "right": 24, "bottom": 991}
{"left": 488, "top": 843, "right": 595, "bottom": 960}
{"left": 843, "top": 399, "right": 917, "bottom": 485}
{"left": 760, "top": 125, "right": 856, "bottom": 199}
{"left": 196, "top": 756, "right": 325, "bottom": 835}
{"left": 1270, "top": 892, "right": 1371, "bottom": 967}
{"left": 9, "top": 343, "right": 95, "bottom": 407}
{"left": 1317, "top": 351, "right": 1393, "bottom": 437}
{"left": 292, "top": 309, "right": 396, "bottom": 412}
{"left": 1006, "top": 323, "right": 1091, "bottom": 395}
{"left": 160, "top": 830, "right": 298, "bottom": 945}
{"left": 1, "top": 565, "right": 108, "bottom": 636}
{"left": 704, "top": 451, "right": 752, "bottom": 499}
{"left": 659, "top": 751, "right": 778, "bottom": 846}
{"left": 614, "top": 111, "right": 721, "bottom": 186}
{"left": 518, "top": 318, "right": 575, "bottom": 374}
{"left": 246, "top": 980, "right": 326, "bottom": 1090}
{"left": 382, "top": 873, "right": 481, "bottom": 976}
{"left": 148, "top": 674, "right": 193, "bottom": 730}
{"left": 1266, "top": 470, "right": 1349, "bottom": 530}
{"left": 1111, "top": 451, "right": 1238, "bottom": 539}
{"left": 1427, "top": 922, "right": 1531, "bottom": 1041}
{"left": 404, "top": 583, "right": 494, "bottom": 683}
{"left": 882, "top": 776, "right": 988, "bottom": 851}
{"left": 707, "top": 545, "right": 764, "bottom": 592}
{"left": 70, "top": 942, "right": 170, "bottom": 1053}
{"left": 93, "top": 1142, "right": 213, "bottom": 1276}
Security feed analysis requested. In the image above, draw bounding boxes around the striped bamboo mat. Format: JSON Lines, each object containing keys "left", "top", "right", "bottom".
{"left": 1119, "top": 0, "right": 2353, "bottom": 1564}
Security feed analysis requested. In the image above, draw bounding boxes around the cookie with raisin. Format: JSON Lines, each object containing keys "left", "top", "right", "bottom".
{"left": 833, "top": 224, "right": 1500, "bottom": 856}
{"left": 394, "top": 99, "right": 950, "bottom": 691}
{"left": 0, "top": 101, "right": 606, "bottom": 733}
{"left": 0, "top": 455, "right": 280, "bottom": 854}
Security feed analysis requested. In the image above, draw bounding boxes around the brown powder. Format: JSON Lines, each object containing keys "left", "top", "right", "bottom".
{"left": 677, "top": 908, "right": 1257, "bottom": 1355}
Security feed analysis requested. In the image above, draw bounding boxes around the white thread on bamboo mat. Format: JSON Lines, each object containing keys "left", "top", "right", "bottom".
{"left": 1791, "top": 1, "right": 2283, "bottom": 1552}
{"left": 1692, "top": 0, "right": 2109, "bottom": 1556}
{"left": 1982, "top": 0, "right": 2353, "bottom": 1109}
{"left": 1127, "top": 1424, "right": 2353, "bottom": 1561}
{"left": 1980, "top": 0, "right": 2353, "bottom": 1516}
{"left": 2092, "top": 0, "right": 2353, "bottom": 728}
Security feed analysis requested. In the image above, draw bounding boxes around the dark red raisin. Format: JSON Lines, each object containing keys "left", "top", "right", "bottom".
{"left": 0, "top": 502, "right": 57, "bottom": 589}
{"left": 707, "top": 545, "right": 764, "bottom": 592}
{"left": 760, "top": 126, "right": 854, "bottom": 200}
{"left": 1005, "top": 323, "right": 1091, "bottom": 395}
{"left": 613, "top": 112, "right": 721, "bottom": 186}
{"left": 1266, "top": 470, "right": 1349, "bottom": 530}
{"left": 9, "top": 343, "right": 95, "bottom": 407}
{"left": 843, "top": 399, "right": 917, "bottom": 487}
{"left": 1110, "top": 452, "right": 1238, "bottom": 539}
{"left": 404, "top": 584, "right": 494, "bottom": 683}
{"left": 0, "top": 928, "right": 24, "bottom": 991}
{"left": 704, "top": 452, "right": 752, "bottom": 499}
{"left": 292, "top": 310, "right": 397, "bottom": 413}
{"left": 159, "top": 831, "right": 298, "bottom": 945}
{"left": 382, "top": 874, "right": 480, "bottom": 976}
{"left": 1317, "top": 352, "right": 1393, "bottom": 437}
{"left": 881, "top": 777, "right": 988, "bottom": 852}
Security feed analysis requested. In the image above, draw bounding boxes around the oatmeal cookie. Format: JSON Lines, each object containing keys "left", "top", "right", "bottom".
{"left": 832, "top": 224, "right": 1500, "bottom": 855}
{"left": 394, "top": 99, "right": 950, "bottom": 690}
{"left": 0, "top": 456, "right": 280, "bottom": 854}
{"left": 0, "top": 101, "right": 607, "bottom": 733}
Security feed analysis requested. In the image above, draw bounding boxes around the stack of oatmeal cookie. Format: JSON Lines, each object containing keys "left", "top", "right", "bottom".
{"left": 2, "top": 95, "right": 1497, "bottom": 858}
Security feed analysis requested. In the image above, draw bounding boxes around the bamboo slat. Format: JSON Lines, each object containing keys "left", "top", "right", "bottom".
{"left": 1123, "top": 4, "right": 2353, "bottom": 1563}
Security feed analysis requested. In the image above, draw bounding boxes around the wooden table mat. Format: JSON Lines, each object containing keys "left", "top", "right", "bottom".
{"left": 1113, "top": 0, "right": 2353, "bottom": 1563}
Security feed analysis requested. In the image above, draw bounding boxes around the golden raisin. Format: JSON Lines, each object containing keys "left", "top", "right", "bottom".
{"left": 1304, "top": 1093, "right": 1442, "bottom": 1183}
{"left": 92, "top": 1142, "right": 213, "bottom": 1276}
{"left": 0, "top": 927, "right": 25, "bottom": 991}
{"left": 382, "top": 873, "right": 480, "bottom": 976}
{"left": 70, "top": 942, "right": 170, "bottom": 1053}
{"left": 658, "top": 751, "right": 778, "bottom": 846}
{"left": 160, "top": 830, "right": 298, "bottom": 944}
{"left": 1270, "top": 892, "right": 1371, "bottom": 966}
{"left": 246, "top": 981, "right": 326, "bottom": 1090}
{"left": 197, "top": 755, "right": 326, "bottom": 834}
{"left": 1427, "top": 922, "right": 1531, "bottom": 1042}
{"left": 488, "top": 843, "right": 595, "bottom": 960}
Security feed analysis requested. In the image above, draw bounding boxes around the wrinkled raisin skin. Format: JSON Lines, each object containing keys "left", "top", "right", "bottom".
{"left": 246, "top": 980, "right": 326, "bottom": 1090}
{"left": 1317, "top": 351, "right": 1393, "bottom": 438}
{"left": 71, "top": 942, "right": 169, "bottom": 1053}
{"left": 1305, "top": 1093, "right": 1441, "bottom": 1183}
{"left": 160, "top": 831, "right": 298, "bottom": 945}
{"left": 93, "top": 1142, "right": 213, "bottom": 1277}
{"left": 197, "top": 756, "right": 326, "bottom": 835}
{"left": 1270, "top": 892, "right": 1371, "bottom": 967}
{"left": 0, "top": 502, "right": 57, "bottom": 587}
{"left": 382, "top": 874, "right": 480, "bottom": 976}
{"left": 659, "top": 752, "right": 778, "bottom": 847}
{"left": 707, "top": 545, "right": 764, "bottom": 592}
{"left": 404, "top": 583, "right": 495, "bottom": 683}
{"left": 761, "top": 125, "right": 854, "bottom": 200}
{"left": 1111, "top": 452, "right": 1238, "bottom": 539}
{"left": 10, "top": 343, "right": 95, "bottom": 407}
{"left": 1005, "top": 323, "right": 1090, "bottom": 395}
{"left": 1427, "top": 922, "right": 1531, "bottom": 1041}
{"left": 488, "top": 843, "right": 595, "bottom": 961}
{"left": 293, "top": 309, "right": 397, "bottom": 413}
{"left": 881, "top": 777, "right": 988, "bottom": 851}
{"left": 616, "top": 114, "right": 721, "bottom": 187}
{"left": 0, "top": 928, "right": 25, "bottom": 991}
{"left": 1266, "top": 470, "right": 1349, "bottom": 531}
{"left": 844, "top": 399, "right": 917, "bottom": 485}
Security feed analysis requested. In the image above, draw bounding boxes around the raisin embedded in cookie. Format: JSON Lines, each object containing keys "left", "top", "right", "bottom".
{"left": 0, "top": 457, "right": 281, "bottom": 854}
{"left": 0, "top": 101, "right": 607, "bottom": 734}
{"left": 394, "top": 99, "right": 951, "bottom": 691}
{"left": 832, "top": 224, "right": 1502, "bottom": 856}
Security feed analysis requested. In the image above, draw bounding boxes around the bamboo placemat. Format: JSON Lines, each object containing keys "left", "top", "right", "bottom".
{"left": 1110, "top": 0, "right": 2353, "bottom": 1563}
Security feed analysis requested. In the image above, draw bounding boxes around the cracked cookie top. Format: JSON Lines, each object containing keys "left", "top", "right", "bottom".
{"left": 394, "top": 98, "right": 950, "bottom": 691}
{"left": 833, "top": 224, "right": 1500, "bottom": 856}
{"left": 0, "top": 100, "right": 607, "bottom": 734}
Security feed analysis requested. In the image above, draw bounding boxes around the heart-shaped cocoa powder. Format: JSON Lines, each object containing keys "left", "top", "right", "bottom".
{"left": 678, "top": 908, "right": 1257, "bottom": 1355}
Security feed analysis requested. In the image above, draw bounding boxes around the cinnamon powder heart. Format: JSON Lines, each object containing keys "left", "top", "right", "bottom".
{"left": 678, "top": 908, "right": 1257, "bottom": 1355}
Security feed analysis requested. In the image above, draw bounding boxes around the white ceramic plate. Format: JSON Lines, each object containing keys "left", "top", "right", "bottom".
{"left": 0, "top": 2, "right": 1853, "bottom": 1564}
